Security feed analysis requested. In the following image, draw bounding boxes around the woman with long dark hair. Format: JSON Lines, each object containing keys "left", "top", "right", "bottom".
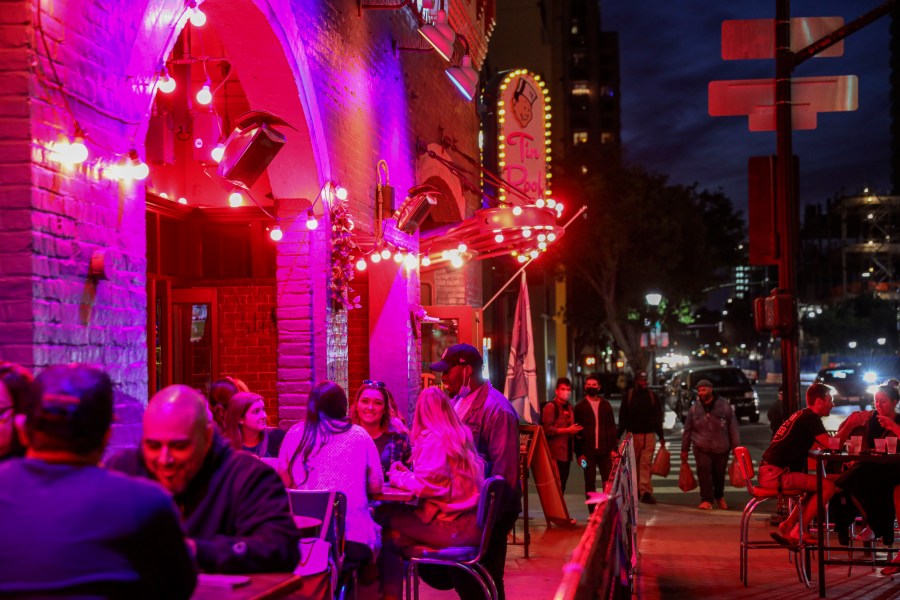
{"left": 223, "top": 392, "right": 285, "bottom": 459}
{"left": 278, "top": 381, "right": 383, "bottom": 563}
{"left": 350, "top": 381, "right": 411, "bottom": 473}
{"left": 379, "top": 386, "right": 485, "bottom": 600}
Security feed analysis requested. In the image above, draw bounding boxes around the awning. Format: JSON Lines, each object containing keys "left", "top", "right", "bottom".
{"left": 419, "top": 204, "right": 564, "bottom": 270}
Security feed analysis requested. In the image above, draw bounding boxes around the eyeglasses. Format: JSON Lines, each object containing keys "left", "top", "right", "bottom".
{"left": 363, "top": 380, "right": 386, "bottom": 388}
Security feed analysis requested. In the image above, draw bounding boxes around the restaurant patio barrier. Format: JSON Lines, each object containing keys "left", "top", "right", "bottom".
{"left": 552, "top": 434, "right": 638, "bottom": 600}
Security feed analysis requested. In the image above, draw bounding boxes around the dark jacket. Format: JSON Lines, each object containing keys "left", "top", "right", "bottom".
{"left": 682, "top": 396, "right": 740, "bottom": 455}
{"left": 541, "top": 399, "right": 576, "bottom": 462}
{"left": 107, "top": 432, "right": 300, "bottom": 574}
{"left": 617, "top": 385, "right": 664, "bottom": 440}
{"left": 573, "top": 397, "right": 618, "bottom": 457}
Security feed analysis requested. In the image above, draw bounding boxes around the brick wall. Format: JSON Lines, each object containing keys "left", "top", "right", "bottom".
{"left": 347, "top": 271, "right": 369, "bottom": 394}
{"left": 217, "top": 284, "right": 278, "bottom": 417}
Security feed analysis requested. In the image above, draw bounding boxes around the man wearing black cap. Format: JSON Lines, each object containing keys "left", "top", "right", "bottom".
{"left": 430, "top": 343, "right": 520, "bottom": 600}
{"left": 681, "top": 379, "right": 740, "bottom": 510}
{"left": 618, "top": 371, "right": 665, "bottom": 504}
{"left": 0, "top": 365, "right": 196, "bottom": 598}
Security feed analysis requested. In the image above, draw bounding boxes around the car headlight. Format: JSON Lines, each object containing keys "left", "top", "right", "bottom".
{"left": 864, "top": 371, "right": 877, "bottom": 384}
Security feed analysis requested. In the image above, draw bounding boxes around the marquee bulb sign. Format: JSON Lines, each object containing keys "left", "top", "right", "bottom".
{"left": 494, "top": 70, "right": 552, "bottom": 204}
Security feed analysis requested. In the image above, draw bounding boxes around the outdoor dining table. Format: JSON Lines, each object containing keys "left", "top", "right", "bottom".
{"left": 191, "top": 571, "right": 329, "bottom": 600}
{"left": 809, "top": 448, "right": 900, "bottom": 597}
{"left": 371, "top": 485, "right": 415, "bottom": 503}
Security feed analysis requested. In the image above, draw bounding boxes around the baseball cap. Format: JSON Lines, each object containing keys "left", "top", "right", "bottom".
{"left": 696, "top": 379, "right": 713, "bottom": 389}
{"left": 429, "top": 343, "right": 483, "bottom": 373}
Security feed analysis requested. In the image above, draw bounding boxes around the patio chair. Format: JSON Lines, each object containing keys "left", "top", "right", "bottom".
{"left": 733, "top": 446, "right": 811, "bottom": 587}
{"left": 288, "top": 489, "right": 355, "bottom": 599}
{"left": 404, "top": 476, "right": 505, "bottom": 600}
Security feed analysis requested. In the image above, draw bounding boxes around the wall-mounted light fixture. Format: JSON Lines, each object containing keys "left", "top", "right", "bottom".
{"left": 216, "top": 110, "right": 293, "bottom": 188}
{"left": 418, "top": 10, "right": 455, "bottom": 60}
{"left": 446, "top": 55, "right": 478, "bottom": 101}
{"left": 396, "top": 184, "right": 439, "bottom": 233}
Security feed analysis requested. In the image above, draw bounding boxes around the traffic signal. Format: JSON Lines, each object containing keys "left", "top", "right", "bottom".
{"left": 753, "top": 290, "right": 796, "bottom": 336}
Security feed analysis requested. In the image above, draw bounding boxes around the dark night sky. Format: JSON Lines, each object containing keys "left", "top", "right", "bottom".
{"left": 603, "top": 1, "right": 893, "bottom": 220}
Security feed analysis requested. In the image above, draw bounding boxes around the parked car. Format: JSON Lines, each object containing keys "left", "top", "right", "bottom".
{"left": 669, "top": 365, "right": 760, "bottom": 423}
{"left": 815, "top": 364, "right": 875, "bottom": 409}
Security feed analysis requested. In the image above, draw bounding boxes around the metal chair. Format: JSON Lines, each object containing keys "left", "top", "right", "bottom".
{"left": 733, "top": 446, "right": 810, "bottom": 587}
{"left": 288, "top": 489, "right": 354, "bottom": 599}
{"left": 404, "top": 476, "right": 505, "bottom": 600}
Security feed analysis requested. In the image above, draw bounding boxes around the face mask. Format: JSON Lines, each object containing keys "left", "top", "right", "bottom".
{"left": 454, "top": 371, "right": 472, "bottom": 403}
{"left": 585, "top": 387, "right": 599, "bottom": 398}
{"left": 557, "top": 390, "right": 571, "bottom": 401}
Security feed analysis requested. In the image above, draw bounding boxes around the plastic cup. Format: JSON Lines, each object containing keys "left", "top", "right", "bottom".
{"left": 851, "top": 435, "right": 863, "bottom": 454}
{"left": 887, "top": 437, "right": 898, "bottom": 454}
{"left": 875, "top": 438, "right": 887, "bottom": 453}
{"left": 827, "top": 436, "right": 841, "bottom": 451}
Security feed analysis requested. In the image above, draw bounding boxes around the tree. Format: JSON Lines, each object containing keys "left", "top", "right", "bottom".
{"left": 802, "top": 294, "right": 898, "bottom": 354}
{"left": 552, "top": 153, "right": 744, "bottom": 373}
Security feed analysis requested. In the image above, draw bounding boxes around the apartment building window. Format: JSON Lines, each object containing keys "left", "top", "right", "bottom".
{"left": 600, "top": 132, "right": 615, "bottom": 144}
{"left": 573, "top": 131, "right": 589, "bottom": 145}
{"left": 572, "top": 83, "right": 590, "bottom": 96}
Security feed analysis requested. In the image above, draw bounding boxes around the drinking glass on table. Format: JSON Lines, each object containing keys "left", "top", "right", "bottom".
{"left": 887, "top": 436, "right": 898, "bottom": 454}
{"left": 827, "top": 436, "right": 841, "bottom": 451}
{"left": 851, "top": 435, "right": 863, "bottom": 454}
{"left": 875, "top": 438, "right": 887, "bottom": 453}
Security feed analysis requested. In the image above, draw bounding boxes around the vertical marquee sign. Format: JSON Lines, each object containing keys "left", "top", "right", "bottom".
{"left": 482, "top": 69, "right": 552, "bottom": 205}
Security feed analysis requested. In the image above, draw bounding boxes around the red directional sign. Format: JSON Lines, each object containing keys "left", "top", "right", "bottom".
{"left": 722, "top": 18, "right": 844, "bottom": 60}
{"left": 708, "top": 75, "right": 857, "bottom": 131}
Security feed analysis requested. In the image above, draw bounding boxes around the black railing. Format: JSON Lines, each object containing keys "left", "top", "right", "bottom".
{"left": 553, "top": 434, "right": 637, "bottom": 600}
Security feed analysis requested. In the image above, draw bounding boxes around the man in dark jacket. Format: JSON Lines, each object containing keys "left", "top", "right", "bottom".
{"left": 541, "top": 377, "right": 582, "bottom": 492}
{"left": 618, "top": 371, "right": 665, "bottom": 504}
{"left": 107, "top": 385, "right": 299, "bottom": 574}
{"left": 574, "top": 373, "right": 618, "bottom": 512}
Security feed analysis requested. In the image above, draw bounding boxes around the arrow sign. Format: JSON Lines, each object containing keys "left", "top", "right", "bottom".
{"left": 722, "top": 17, "right": 845, "bottom": 60}
{"left": 708, "top": 75, "right": 858, "bottom": 131}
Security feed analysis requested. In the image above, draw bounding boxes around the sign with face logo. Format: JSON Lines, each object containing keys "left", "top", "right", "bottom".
{"left": 496, "top": 70, "right": 551, "bottom": 204}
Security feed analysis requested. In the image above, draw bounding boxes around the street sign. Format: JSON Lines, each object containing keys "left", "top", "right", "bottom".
{"left": 708, "top": 75, "right": 857, "bottom": 131}
{"left": 722, "top": 18, "right": 844, "bottom": 60}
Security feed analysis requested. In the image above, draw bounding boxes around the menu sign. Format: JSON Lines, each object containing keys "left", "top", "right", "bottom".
{"left": 497, "top": 70, "right": 550, "bottom": 204}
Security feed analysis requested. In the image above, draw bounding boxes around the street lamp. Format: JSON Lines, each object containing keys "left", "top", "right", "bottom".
{"left": 645, "top": 293, "right": 663, "bottom": 385}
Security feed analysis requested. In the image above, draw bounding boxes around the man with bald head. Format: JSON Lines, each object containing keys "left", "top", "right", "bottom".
{"left": 107, "top": 384, "right": 299, "bottom": 573}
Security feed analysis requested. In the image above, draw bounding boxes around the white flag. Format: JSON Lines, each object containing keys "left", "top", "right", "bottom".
{"left": 505, "top": 273, "right": 540, "bottom": 423}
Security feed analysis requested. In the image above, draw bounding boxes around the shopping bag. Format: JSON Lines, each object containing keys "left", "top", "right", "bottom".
{"left": 651, "top": 445, "right": 671, "bottom": 477}
{"left": 294, "top": 538, "right": 332, "bottom": 575}
{"left": 728, "top": 458, "right": 745, "bottom": 488}
{"left": 678, "top": 460, "right": 698, "bottom": 492}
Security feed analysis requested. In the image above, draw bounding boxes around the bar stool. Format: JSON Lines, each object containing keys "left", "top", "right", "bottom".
{"left": 733, "top": 446, "right": 811, "bottom": 586}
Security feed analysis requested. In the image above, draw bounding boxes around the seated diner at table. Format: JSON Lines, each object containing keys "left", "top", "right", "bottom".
{"left": 760, "top": 382, "right": 838, "bottom": 545}
{"left": 278, "top": 380, "right": 384, "bottom": 573}
{"left": 379, "top": 386, "right": 485, "bottom": 600}
{"left": 0, "top": 361, "right": 33, "bottom": 462}
{"left": 834, "top": 385, "right": 900, "bottom": 550}
{"left": 350, "top": 380, "right": 411, "bottom": 473}
{"left": 224, "top": 391, "right": 285, "bottom": 459}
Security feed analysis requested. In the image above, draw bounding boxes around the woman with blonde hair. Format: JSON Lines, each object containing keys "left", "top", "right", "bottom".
{"left": 350, "top": 380, "right": 411, "bottom": 473}
{"left": 379, "top": 387, "right": 485, "bottom": 600}
{"left": 223, "top": 392, "right": 285, "bottom": 459}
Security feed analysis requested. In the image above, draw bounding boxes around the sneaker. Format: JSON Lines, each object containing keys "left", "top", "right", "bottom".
{"left": 854, "top": 526, "right": 876, "bottom": 542}
{"left": 641, "top": 492, "right": 657, "bottom": 505}
{"left": 716, "top": 498, "right": 728, "bottom": 510}
{"left": 698, "top": 501, "right": 713, "bottom": 510}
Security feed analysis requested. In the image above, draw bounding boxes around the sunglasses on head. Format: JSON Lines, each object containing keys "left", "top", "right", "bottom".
{"left": 363, "top": 380, "right": 386, "bottom": 388}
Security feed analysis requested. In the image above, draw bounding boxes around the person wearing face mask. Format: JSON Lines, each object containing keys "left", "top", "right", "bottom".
{"left": 541, "top": 378, "right": 582, "bottom": 493}
{"left": 574, "top": 374, "right": 618, "bottom": 513}
{"left": 429, "top": 343, "right": 520, "bottom": 600}
{"left": 618, "top": 371, "right": 666, "bottom": 504}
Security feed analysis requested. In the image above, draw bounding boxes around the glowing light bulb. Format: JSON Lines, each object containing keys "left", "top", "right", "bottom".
{"left": 335, "top": 186, "right": 348, "bottom": 201}
{"left": 371, "top": 252, "right": 382, "bottom": 264}
{"left": 522, "top": 228, "right": 532, "bottom": 238}
{"left": 535, "top": 199, "right": 545, "bottom": 208}
{"left": 404, "top": 254, "right": 418, "bottom": 270}
{"left": 228, "top": 192, "right": 242, "bottom": 207}
{"left": 529, "top": 249, "right": 539, "bottom": 259}
{"left": 177, "top": 197, "right": 188, "bottom": 205}
{"left": 306, "top": 210, "right": 318, "bottom": 230}
{"left": 356, "top": 259, "right": 367, "bottom": 271}
{"left": 159, "top": 193, "right": 169, "bottom": 199}
{"left": 210, "top": 143, "right": 225, "bottom": 162}
{"left": 546, "top": 198, "right": 557, "bottom": 208}
{"left": 548, "top": 233, "right": 557, "bottom": 242}
{"left": 537, "top": 234, "right": 546, "bottom": 242}
{"left": 269, "top": 225, "right": 283, "bottom": 242}
{"left": 517, "top": 254, "right": 527, "bottom": 263}
{"left": 421, "top": 255, "right": 431, "bottom": 267}
{"left": 512, "top": 206, "right": 523, "bottom": 216}
{"left": 538, "top": 242, "right": 547, "bottom": 250}
{"left": 133, "top": 160, "right": 149, "bottom": 180}
{"left": 393, "top": 251, "right": 404, "bottom": 264}
{"left": 494, "top": 233, "right": 504, "bottom": 243}
{"left": 450, "top": 254, "right": 464, "bottom": 268}
{"left": 380, "top": 248, "right": 391, "bottom": 260}
{"left": 457, "top": 243, "right": 467, "bottom": 253}
{"left": 189, "top": 7, "right": 207, "bottom": 26}
{"left": 158, "top": 71, "right": 176, "bottom": 94}
{"left": 196, "top": 80, "right": 212, "bottom": 105}
{"left": 556, "top": 203, "right": 564, "bottom": 215}
{"left": 67, "top": 134, "right": 88, "bottom": 164}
